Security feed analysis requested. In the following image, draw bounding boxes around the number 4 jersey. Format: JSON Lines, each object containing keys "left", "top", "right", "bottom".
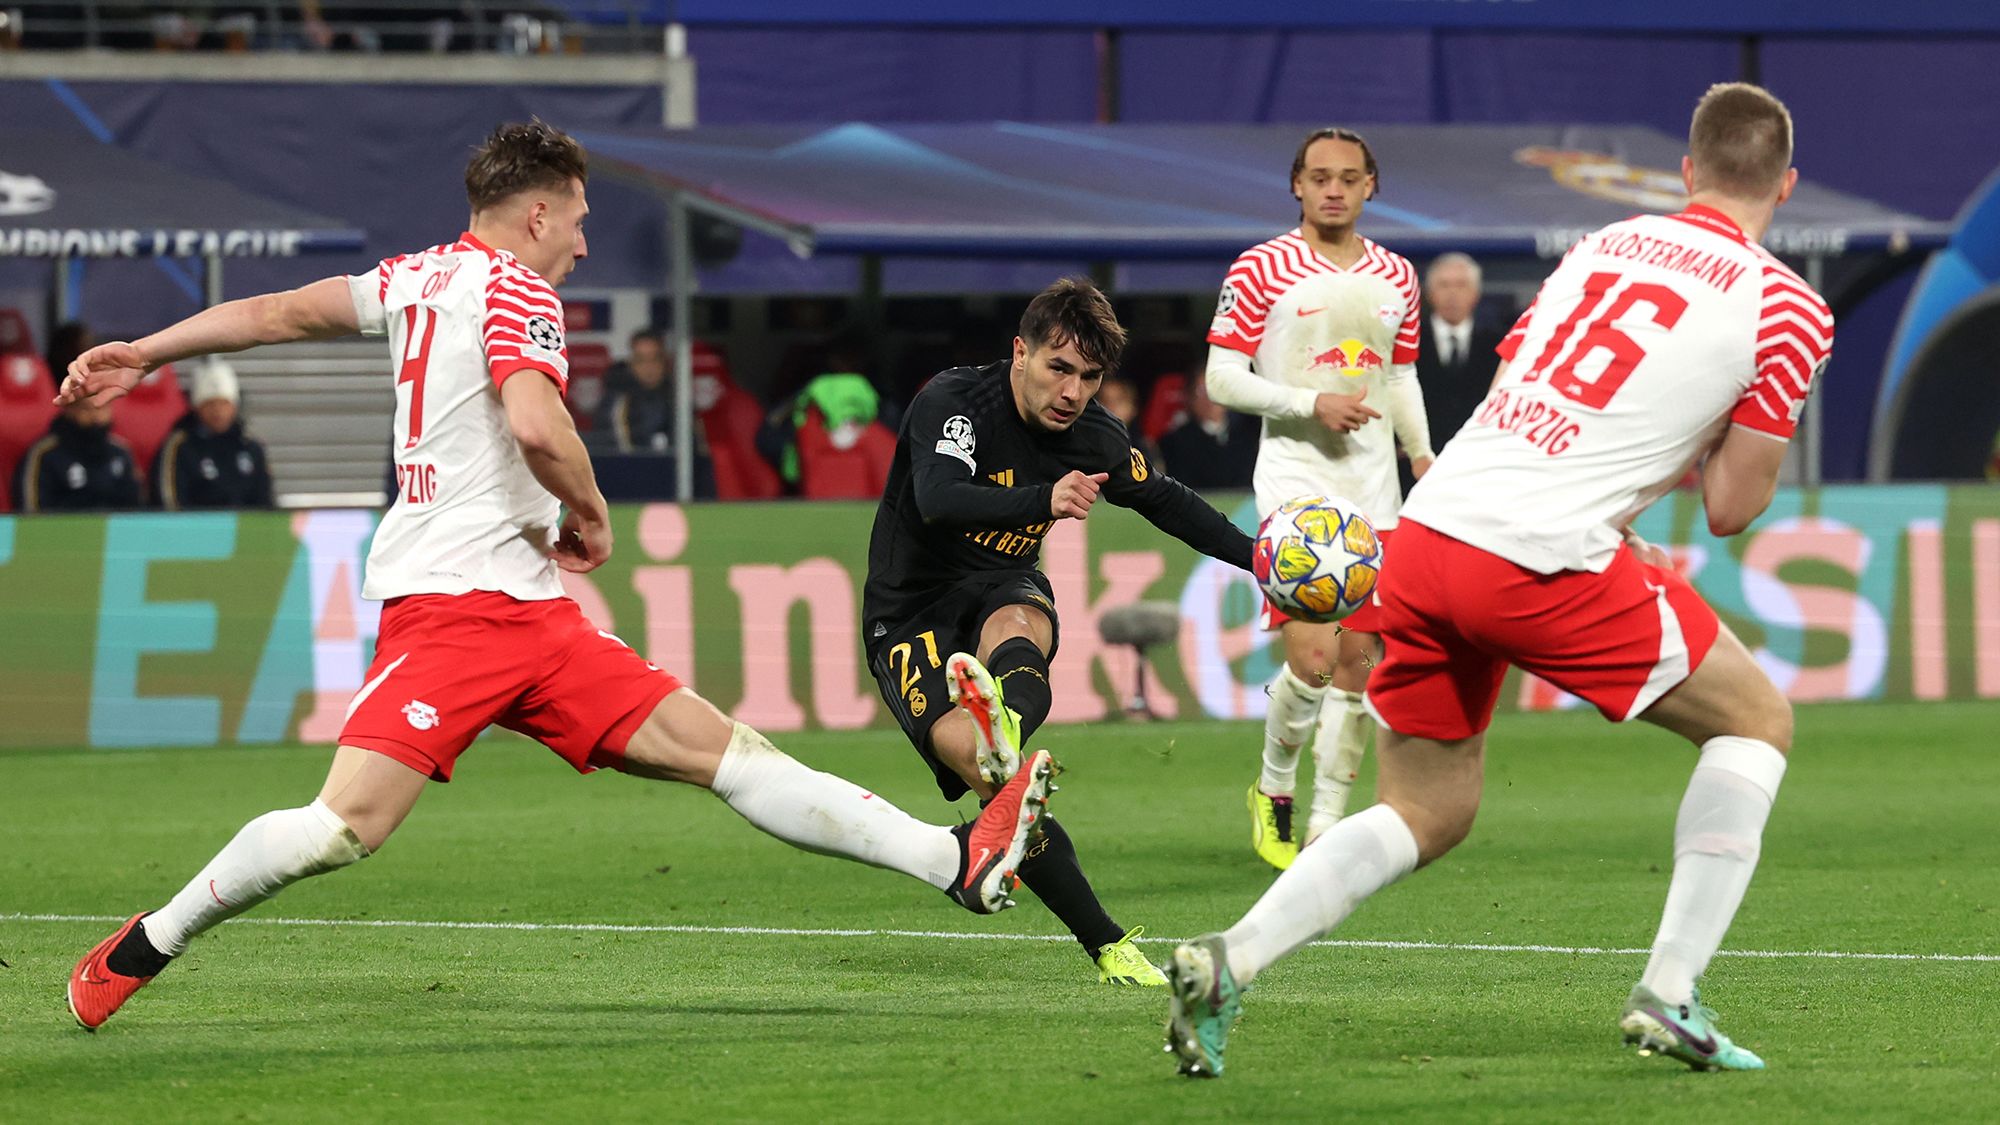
{"left": 346, "top": 233, "right": 573, "bottom": 602}
{"left": 1402, "top": 205, "right": 1834, "bottom": 574}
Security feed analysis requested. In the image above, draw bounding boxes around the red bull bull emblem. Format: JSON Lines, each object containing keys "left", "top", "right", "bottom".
{"left": 1309, "top": 338, "right": 1386, "bottom": 381}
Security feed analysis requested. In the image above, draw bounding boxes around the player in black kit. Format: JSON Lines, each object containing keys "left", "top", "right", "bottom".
{"left": 863, "top": 279, "right": 1255, "bottom": 985}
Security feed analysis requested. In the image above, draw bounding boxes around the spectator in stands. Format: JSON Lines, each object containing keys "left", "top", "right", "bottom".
{"left": 758, "top": 371, "right": 897, "bottom": 500}
{"left": 1097, "top": 373, "right": 1165, "bottom": 473}
{"left": 594, "top": 328, "right": 677, "bottom": 454}
{"left": 11, "top": 395, "right": 142, "bottom": 512}
{"left": 155, "top": 359, "right": 274, "bottom": 510}
{"left": 1159, "top": 374, "right": 1258, "bottom": 492}
{"left": 1417, "top": 252, "right": 1504, "bottom": 451}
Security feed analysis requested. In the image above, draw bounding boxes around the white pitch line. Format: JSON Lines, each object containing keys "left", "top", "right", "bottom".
{"left": 5, "top": 912, "right": 1997, "bottom": 964}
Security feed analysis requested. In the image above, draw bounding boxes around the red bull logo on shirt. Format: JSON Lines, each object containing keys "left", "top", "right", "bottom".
{"left": 1309, "top": 338, "right": 1387, "bottom": 381}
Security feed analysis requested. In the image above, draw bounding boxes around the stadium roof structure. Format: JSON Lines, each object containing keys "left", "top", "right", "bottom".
{"left": 0, "top": 132, "right": 365, "bottom": 261}
{"left": 574, "top": 121, "right": 1950, "bottom": 263}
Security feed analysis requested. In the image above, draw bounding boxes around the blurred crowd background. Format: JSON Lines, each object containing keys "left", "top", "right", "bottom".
{"left": 3, "top": 1, "right": 1996, "bottom": 512}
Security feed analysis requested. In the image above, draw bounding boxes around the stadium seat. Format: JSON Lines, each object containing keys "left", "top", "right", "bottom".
{"left": 1140, "top": 372, "right": 1190, "bottom": 444}
{"left": 566, "top": 340, "right": 613, "bottom": 431}
{"left": 794, "top": 410, "right": 896, "bottom": 500}
{"left": 0, "top": 308, "right": 33, "bottom": 357}
{"left": 0, "top": 353, "right": 57, "bottom": 512}
{"left": 694, "top": 344, "right": 782, "bottom": 500}
{"left": 112, "top": 363, "right": 188, "bottom": 473}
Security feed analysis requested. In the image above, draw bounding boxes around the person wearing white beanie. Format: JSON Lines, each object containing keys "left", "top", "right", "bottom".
{"left": 155, "top": 358, "right": 274, "bottom": 509}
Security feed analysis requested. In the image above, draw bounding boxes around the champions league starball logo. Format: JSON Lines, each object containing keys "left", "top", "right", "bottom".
{"left": 525, "top": 314, "right": 564, "bottom": 353}
{"left": 0, "top": 170, "right": 56, "bottom": 217}
{"left": 1514, "top": 147, "right": 1687, "bottom": 212}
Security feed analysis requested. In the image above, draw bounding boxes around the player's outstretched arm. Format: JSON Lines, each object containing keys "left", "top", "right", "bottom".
{"left": 501, "top": 369, "right": 612, "bottom": 572}
{"left": 1100, "top": 441, "right": 1254, "bottom": 571}
{"left": 1700, "top": 425, "right": 1788, "bottom": 537}
{"left": 57, "top": 277, "right": 360, "bottom": 407}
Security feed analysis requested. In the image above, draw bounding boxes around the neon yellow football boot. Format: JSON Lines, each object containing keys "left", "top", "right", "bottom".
{"left": 1248, "top": 785, "right": 1300, "bottom": 871}
{"left": 1096, "top": 926, "right": 1167, "bottom": 987}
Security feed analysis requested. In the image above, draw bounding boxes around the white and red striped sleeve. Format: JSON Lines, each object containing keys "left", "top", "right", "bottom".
{"left": 1732, "top": 263, "right": 1834, "bottom": 439}
{"left": 345, "top": 252, "right": 409, "bottom": 338}
{"left": 1390, "top": 251, "right": 1421, "bottom": 364}
{"left": 1206, "top": 245, "right": 1281, "bottom": 356}
{"left": 482, "top": 261, "right": 569, "bottom": 392}
{"left": 1495, "top": 297, "right": 1538, "bottom": 363}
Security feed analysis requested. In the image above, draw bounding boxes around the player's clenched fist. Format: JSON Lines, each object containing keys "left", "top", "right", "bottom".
{"left": 1313, "top": 387, "right": 1381, "bottom": 433}
{"left": 1051, "top": 470, "right": 1110, "bottom": 520}
{"left": 58, "top": 342, "right": 151, "bottom": 407}
{"left": 553, "top": 510, "right": 613, "bottom": 573}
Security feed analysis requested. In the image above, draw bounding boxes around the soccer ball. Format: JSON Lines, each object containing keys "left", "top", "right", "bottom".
{"left": 1253, "top": 495, "right": 1383, "bottom": 623}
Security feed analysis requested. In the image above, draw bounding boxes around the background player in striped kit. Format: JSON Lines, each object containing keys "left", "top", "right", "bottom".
{"left": 1167, "top": 83, "right": 1835, "bottom": 1078}
{"left": 1203, "top": 127, "right": 1433, "bottom": 870}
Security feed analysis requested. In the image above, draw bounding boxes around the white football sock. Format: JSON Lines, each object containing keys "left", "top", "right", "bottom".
{"left": 1222, "top": 803, "right": 1419, "bottom": 985}
{"left": 1259, "top": 663, "right": 1326, "bottom": 797}
{"left": 144, "top": 799, "right": 370, "bottom": 957}
{"left": 1640, "top": 737, "right": 1787, "bottom": 1006}
{"left": 711, "top": 722, "right": 959, "bottom": 890}
{"left": 1307, "top": 688, "right": 1372, "bottom": 840}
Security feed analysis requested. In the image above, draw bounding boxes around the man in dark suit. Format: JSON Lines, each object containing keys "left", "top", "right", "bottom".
{"left": 1159, "top": 373, "right": 1259, "bottom": 493}
{"left": 1406, "top": 252, "right": 1504, "bottom": 493}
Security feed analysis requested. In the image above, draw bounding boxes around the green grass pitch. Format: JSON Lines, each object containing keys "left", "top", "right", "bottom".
{"left": 4, "top": 701, "right": 1996, "bottom": 1121}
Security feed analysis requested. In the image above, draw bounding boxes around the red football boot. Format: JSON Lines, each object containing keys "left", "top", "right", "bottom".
{"left": 946, "top": 749, "right": 1056, "bottom": 914}
{"left": 68, "top": 913, "right": 159, "bottom": 1030}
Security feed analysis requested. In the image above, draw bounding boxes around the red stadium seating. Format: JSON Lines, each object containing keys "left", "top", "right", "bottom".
{"left": 112, "top": 364, "right": 188, "bottom": 473}
{"left": 693, "top": 343, "right": 782, "bottom": 500}
{"left": 0, "top": 353, "right": 57, "bottom": 512}
{"left": 565, "top": 340, "right": 613, "bottom": 431}
{"left": 0, "top": 308, "right": 33, "bottom": 357}
{"left": 795, "top": 410, "right": 896, "bottom": 500}
{"left": 1140, "top": 372, "right": 1190, "bottom": 443}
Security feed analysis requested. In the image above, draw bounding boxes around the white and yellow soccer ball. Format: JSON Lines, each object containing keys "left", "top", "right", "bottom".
{"left": 1253, "top": 494, "right": 1383, "bottom": 623}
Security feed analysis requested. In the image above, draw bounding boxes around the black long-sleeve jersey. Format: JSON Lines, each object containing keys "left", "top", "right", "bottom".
{"left": 863, "top": 361, "right": 1255, "bottom": 634}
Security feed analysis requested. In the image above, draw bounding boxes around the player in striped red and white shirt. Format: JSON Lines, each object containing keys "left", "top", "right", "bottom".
{"left": 60, "top": 123, "right": 1053, "bottom": 1031}
{"left": 1168, "top": 84, "right": 1829, "bottom": 1079}
{"left": 1203, "top": 127, "right": 1433, "bottom": 871}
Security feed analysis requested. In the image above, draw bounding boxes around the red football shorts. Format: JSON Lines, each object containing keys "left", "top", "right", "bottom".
{"left": 1365, "top": 520, "right": 1719, "bottom": 741}
{"left": 339, "top": 591, "right": 682, "bottom": 781}
{"left": 1262, "top": 526, "right": 1394, "bottom": 634}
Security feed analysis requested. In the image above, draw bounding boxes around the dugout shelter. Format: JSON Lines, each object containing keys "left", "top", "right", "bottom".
{"left": 571, "top": 121, "right": 1951, "bottom": 498}
{"left": 0, "top": 129, "right": 365, "bottom": 325}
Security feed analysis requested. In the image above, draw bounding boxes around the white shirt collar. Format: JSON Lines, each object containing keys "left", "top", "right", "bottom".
{"left": 1430, "top": 314, "right": 1472, "bottom": 358}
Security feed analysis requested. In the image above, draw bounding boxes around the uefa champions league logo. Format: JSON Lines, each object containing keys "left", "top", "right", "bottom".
{"left": 0, "top": 170, "right": 56, "bottom": 217}
{"left": 526, "top": 314, "right": 564, "bottom": 352}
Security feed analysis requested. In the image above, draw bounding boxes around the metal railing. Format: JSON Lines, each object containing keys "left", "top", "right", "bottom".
{"left": 229, "top": 339, "right": 394, "bottom": 506}
{"left": 0, "top": 2, "right": 666, "bottom": 55}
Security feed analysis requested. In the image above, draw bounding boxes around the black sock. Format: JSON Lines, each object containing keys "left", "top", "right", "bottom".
{"left": 105, "top": 917, "right": 173, "bottom": 978}
{"left": 988, "top": 636, "right": 1053, "bottom": 742}
{"left": 1015, "top": 815, "right": 1125, "bottom": 959}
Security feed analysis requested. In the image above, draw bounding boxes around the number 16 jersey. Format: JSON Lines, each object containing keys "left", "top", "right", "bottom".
{"left": 346, "top": 233, "right": 573, "bottom": 602}
{"left": 1401, "top": 205, "right": 1833, "bottom": 574}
